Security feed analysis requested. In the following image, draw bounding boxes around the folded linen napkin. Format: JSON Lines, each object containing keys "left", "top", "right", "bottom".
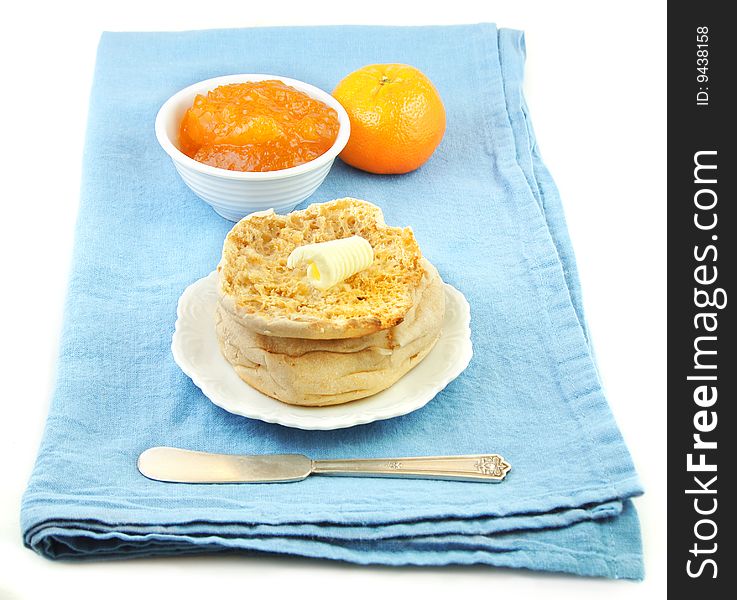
{"left": 21, "top": 24, "right": 644, "bottom": 579}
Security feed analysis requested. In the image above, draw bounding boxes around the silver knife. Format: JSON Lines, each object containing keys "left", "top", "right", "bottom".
{"left": 138, "top": 447, "right": 511, "bottom": 483}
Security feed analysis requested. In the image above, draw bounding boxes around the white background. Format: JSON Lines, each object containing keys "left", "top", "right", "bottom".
{"left": 0, "top": 1, "right": 667, "bottom": 598}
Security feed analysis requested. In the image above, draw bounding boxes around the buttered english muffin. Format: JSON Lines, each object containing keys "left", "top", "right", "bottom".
{"left": 215, "top": 198, "right": 445, "bottom": 406}
{"left": 217, "top": 198, "right": 426, "bottom": 339}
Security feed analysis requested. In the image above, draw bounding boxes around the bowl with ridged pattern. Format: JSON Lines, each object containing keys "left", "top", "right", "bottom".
{"left": 155, "top": 74, "right": 350, "bottom": 221}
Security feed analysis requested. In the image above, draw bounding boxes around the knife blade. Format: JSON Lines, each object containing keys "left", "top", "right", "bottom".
{"left": 138, "top": 447, "right": 511, "bottom": 483}
{"left": 138, "top": 447, "right": 312, "bottom": 483}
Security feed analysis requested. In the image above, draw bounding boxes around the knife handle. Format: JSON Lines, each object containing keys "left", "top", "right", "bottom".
{"left": 312, "top": 454, "right": 510, "bottom": 482}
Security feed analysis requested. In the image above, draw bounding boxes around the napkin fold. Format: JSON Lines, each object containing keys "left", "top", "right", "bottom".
{"left": 21, "top": 24, "right": 644, "bottom": 579}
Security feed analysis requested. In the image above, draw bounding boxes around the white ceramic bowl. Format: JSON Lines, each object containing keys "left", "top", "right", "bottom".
{"left": 155, "top": 74, "right": 350, "bottom": 221}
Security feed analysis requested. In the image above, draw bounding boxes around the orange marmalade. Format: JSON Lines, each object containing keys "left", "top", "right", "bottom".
{"left": 179, "top": 81, "right": 340, "bottom": 172}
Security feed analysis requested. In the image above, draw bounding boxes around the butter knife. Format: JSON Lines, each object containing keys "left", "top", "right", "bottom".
{"left": 138, "top": 447, "right": 511, "bottom": 483}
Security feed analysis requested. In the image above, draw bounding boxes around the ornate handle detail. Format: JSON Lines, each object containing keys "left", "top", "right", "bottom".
{"left": 312, "top": 454, "right": 511, "bottom": 482}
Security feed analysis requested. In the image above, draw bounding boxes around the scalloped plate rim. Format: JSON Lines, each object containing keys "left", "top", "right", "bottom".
{"left": 171, "top": 271, "right": 472, "bottom": 430}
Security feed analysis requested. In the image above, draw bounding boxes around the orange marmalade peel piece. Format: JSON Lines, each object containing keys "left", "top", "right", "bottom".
{"left": 179, "top": 81, "right": 340, "bottom": 172}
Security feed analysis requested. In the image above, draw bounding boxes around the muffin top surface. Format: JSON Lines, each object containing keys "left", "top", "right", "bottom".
{"left": 218, "top": 198, "right": 425, "bottom": 337}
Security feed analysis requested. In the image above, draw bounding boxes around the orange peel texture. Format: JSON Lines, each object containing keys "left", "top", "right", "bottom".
{"left": 332, "top": 64, "right": 446, "bottom": 175}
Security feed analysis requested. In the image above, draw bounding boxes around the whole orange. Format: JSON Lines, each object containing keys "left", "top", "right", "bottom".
{"left": 332, "top": 64, "right": 446, "bottom": 174}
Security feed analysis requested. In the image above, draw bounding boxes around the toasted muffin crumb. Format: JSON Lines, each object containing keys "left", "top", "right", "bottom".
{"left": 218, "top": 198, "right": 424, "bottom": 330}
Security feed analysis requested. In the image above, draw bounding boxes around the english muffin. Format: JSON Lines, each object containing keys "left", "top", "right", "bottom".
{"left": 215, "top": 198, "right": 445, "bottom": 406}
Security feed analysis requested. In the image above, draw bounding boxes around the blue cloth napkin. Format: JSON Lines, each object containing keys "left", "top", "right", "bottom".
{"left": 21, "top": 24, "right": 644, "bottom": 579}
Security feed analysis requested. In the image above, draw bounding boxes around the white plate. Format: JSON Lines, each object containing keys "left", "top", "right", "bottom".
{"left": 172, "top": 272, "right": 472, "bottom": 430}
